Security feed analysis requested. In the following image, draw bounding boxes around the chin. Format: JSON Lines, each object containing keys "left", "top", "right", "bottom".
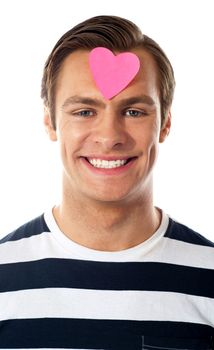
{"left": 82, "top": 185, "right": 141, "bottom": 204}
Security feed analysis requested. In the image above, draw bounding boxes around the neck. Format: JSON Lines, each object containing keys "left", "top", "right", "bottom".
{"left": 53, "top": 181, "right": 161, "bottom": 251}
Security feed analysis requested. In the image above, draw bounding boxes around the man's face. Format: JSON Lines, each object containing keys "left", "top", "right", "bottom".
{"left": 45, "top": 49, "right": 170, "bottom": 203}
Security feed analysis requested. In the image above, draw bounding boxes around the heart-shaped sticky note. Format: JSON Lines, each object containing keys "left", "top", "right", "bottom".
{"left": 89, "top": 47, "right": 140, "bottom": 99}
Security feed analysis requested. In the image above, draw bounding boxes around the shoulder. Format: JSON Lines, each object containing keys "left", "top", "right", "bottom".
{"left": 0, "top": 214, "right": 50, "bottom": 245}
{"left": 164, "top": 217, "right": 214, "bottom": 248}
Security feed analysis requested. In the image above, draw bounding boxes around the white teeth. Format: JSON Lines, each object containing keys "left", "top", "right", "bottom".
{"left": 88, "top": 158, "right": 127, "bottom": 168}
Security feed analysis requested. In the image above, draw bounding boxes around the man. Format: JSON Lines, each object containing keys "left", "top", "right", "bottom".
{"left": 0, "top": 15, "right": 213, "bottom": 349}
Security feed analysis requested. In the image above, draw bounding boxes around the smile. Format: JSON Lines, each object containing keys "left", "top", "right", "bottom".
{"left": 87, "top": 158, "right": 128, "bottom": 168}
{"left": 81, "top": 156, "right": 137, "bottom": 175}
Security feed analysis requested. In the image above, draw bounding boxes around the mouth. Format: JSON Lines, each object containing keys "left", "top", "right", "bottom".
{"left": 83, "top": 157, "right": 137, "bottom": 169}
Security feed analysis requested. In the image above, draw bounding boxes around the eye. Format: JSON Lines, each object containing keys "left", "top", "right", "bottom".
{"left": 73, "top": 109, "right": 95, "bottom": 117}
{"left": 124, "top": 109, "right": 147, "bottom": 117}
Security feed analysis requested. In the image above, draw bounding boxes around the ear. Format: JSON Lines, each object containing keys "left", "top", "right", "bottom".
{"left": 159, "top": 111, "right": 171, "bottom": 143}
{"left": 43, "top": 107, "right": 57, "bottom": 141}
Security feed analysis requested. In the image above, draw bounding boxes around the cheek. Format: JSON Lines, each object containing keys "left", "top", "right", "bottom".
{"left": 146, "top": 123, "right": 161, "bottom": 168}
{"left": 133, "top": 120, "right": 160, "bottom": 171}
{"left": 58, "top": 119, "right": 89, "bottom": 145}
{"left": 133, "top": 119, "right": 160, "bottom": 150}
{"left": 57, "top": 120, "right": 91, "bottom": 165}
{"left": 146, "top": 123, "right": 160, "bottom": 160}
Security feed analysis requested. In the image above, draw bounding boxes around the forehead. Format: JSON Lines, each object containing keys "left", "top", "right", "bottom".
{"left": 56, "top": 48, "right": 159, "bottom": 101}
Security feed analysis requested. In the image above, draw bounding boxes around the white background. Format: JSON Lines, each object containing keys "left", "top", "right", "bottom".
{"left": 0, "top": 0, "right": 213, "bottom": 240}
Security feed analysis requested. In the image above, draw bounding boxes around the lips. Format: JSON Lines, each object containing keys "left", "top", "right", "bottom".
{"left": 85, "top": 157, "right": 134, "bottom": 164}
{"left": 83, "top": 156, "right": 136, "bottom": 161}
{"left": 84, "top": 157, "right": 137, "bottom": 168}
{"left": 85, "top": 156, "right": 131, "bottom": 161}
{"left": 80, "top": 156, "right": 138, "bottom": 174}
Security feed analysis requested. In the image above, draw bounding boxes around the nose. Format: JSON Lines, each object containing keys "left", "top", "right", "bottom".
{"left": 92, "top": 112, "right": 128, "bottom": 151}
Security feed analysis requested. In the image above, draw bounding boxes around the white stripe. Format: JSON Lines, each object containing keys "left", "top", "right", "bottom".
{"left": 1, "top": 288, "right": 213, "bottom": 326}
{"left": 157, "top": 236, "right": 214, "bottom": 269}
{"left": 0, "top": 231, "right": 214, "bottom": 269}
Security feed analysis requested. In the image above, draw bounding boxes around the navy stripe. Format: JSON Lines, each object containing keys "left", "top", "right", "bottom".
{"left": 0, "top": 319, "right": 213, "bottom": 349}
{"left": 0, "top": 258, "right": 213, "bottom": 298}
{"left": 165, "top": 219, "right": 214, "bottom": 247}
{"left": 0, "top": 214, "right": 50, "bottom": 244}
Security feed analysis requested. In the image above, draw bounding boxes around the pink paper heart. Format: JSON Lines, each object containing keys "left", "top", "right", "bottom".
{"left": 89, "top": 47, "right": 140, "bottom": 99}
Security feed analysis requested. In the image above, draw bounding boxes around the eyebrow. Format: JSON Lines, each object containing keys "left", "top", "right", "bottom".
{"left": 118, "top": 96, "right": 155, "bottom": 107}
{"left": 61, "top": 96, "right": 106, "bottom": 109}
{"left": 61, "top": 94, "right": 155, "bottom": 110}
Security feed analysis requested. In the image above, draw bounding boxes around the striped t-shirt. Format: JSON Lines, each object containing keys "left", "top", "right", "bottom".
{"left": 0, "top": 209, "right": 214, "bottom": 349}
